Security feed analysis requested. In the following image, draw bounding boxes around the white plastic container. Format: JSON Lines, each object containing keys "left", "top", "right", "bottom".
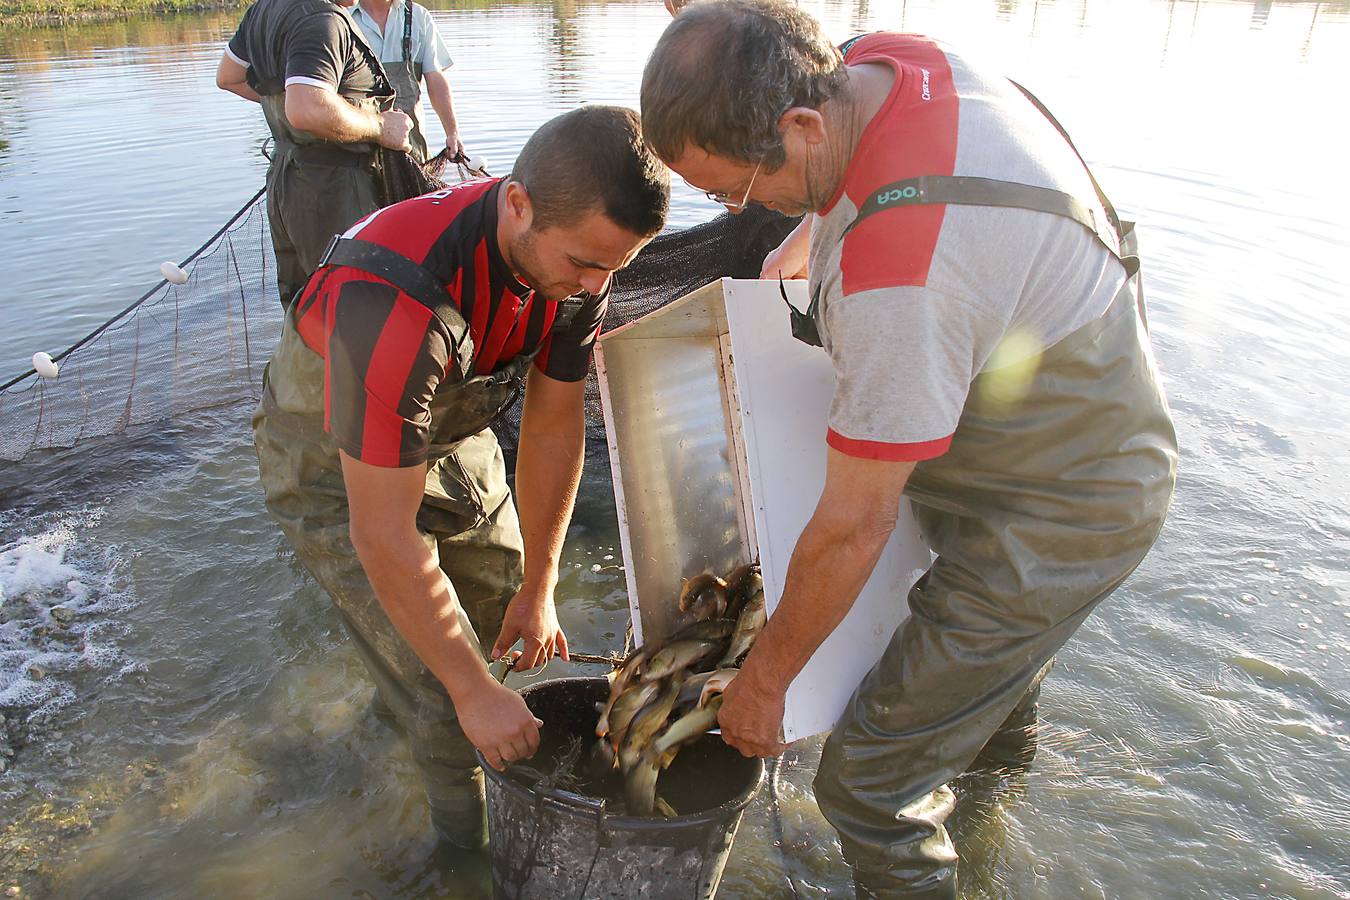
{"left": 596, "top": 278, "right": 932, "bottom": 741}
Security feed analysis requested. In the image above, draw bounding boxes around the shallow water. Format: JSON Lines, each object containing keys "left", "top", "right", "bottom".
{"left": 2, "top": 0, "right": 1349, "bottom": 897}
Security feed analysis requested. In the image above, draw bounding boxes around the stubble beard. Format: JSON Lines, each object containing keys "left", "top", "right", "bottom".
{"left": 507, "top": 229, "right": 570, "bottom": 301}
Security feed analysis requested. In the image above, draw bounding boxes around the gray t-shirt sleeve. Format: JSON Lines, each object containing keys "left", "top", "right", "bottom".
{"left": 283, "top": 11, "right": 350, "bottom": 90}
{"left": 226, "top": 5, "right": 254, "bottom": 65}
{"left": 824, "top": 285, "right": 991, "bottom": 460}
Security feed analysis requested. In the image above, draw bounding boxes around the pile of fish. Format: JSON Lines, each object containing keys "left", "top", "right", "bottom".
{"left": 593, "top": 561, "right": 766, "bottom": 817}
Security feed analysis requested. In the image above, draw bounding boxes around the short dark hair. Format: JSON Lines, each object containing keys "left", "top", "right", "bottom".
{"left": 510, "top": 105, "right": 670, "bottom": 237}
{"left": 641, "top": 0, "right": 846, "bottom": 169}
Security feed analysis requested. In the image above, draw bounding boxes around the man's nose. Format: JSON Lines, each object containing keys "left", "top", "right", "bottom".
{"left": 579, "top": 270, "right": 612, "bottom": 295}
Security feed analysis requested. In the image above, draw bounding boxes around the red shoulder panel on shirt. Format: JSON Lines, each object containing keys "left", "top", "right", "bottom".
{"left": 835, "top": 34, "right": 959, "bottom": 296}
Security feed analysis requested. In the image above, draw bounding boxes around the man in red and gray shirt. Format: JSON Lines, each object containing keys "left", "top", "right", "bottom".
{"left": 253, "top": 106, "right": 668, "bottom": 850}
{"left": 644, "top": 3, "right": 1176, "bottom": 896}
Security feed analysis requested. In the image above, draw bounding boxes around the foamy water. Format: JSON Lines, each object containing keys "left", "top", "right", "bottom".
{"left": 1, "top": 1, "right": 1348, "bottom": 897}
{"left": 0, "top": 508, "right": 134, "bottom": 722}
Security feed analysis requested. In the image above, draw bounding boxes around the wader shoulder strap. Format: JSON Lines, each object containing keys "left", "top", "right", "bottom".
{"left": 843, "top": 175, "right": 1139, "bottom": 280}
{"left": 341, "top": 7, "right": 396, "bottom": 102}
{"left": 1009, "top": 81, "right": 1125, "bottom": 243}
{"left": 402, "top": 1, "right": 413, "bottom": 64}
{"left": 319, "top": 236, "right": 470, "bottom": 355}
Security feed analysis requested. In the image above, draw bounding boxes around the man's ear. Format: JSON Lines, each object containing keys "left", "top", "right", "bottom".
{"left": 777, "top": 106, "right": 829, "bottom": 147}
{"left": 503, "top": 180, "right": 535, "bottom": 232}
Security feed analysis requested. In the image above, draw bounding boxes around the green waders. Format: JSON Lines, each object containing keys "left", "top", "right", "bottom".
{"left": 253, "top": 238, "right": 577, "bottom": 849}
{"left": 383, "top": 0, "right": 430, "bottom": 164}
{"left": 813, "top": 283, "right": 1177, "bottom": 898}
{"left": 802, "top": 84, "right": 1179, "bottom": 898}
{"left": 259, "top": 94, "right": 385, "bottom": 310}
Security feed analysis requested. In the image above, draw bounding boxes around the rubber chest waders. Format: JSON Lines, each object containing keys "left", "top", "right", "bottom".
{"left": 795, "top": 84, "right": 1178, "bottom": 897}
{"left": 252, "top": 241, "right": 582, "bottom": 848}
{"left": 381, "top": 1, "right": 431, "bottom": 164}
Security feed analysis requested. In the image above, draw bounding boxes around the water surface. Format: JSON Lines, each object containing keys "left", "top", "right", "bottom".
{"left": 1, "top": 1, "right": 1349, "bottom": 897}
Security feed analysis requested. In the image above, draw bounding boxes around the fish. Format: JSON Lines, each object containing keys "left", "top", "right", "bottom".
{"left": 651, "top": 694, "right": 725, "bottom": 769}
{"left": 687, "top": 585, "right": 728, "bottom": 622}
{"left": 642, "top": 638, "right": 723, "bottom": 682}
{"left": 722, "top": 562, "right": 762, "bottom": 621}
{"left": 606, "top": 678, "right": 663, "bottom": 748}
{"left": 666, "top": 617, "right": 735, "bottom": 645}
{"left": 677, "top": 571, "right": 728, "bottom": 615}
{"left": 624, "top": 749, "right": 662, "bottom": 816}
{"left": 588, "top": 734, "right": 617, "bottom": 776}
{"left": 698, "top": 667, "right": 739, "bottom": 707}
{"left": 671, "top": 670, "right": 717, "bottom": 716}
{"left": 619, "top": 678, "right": 682, "bottom": 775}
{"left": 595, "top": 646, "right": 650, "bottom": 738}
{"left": 718, "top": 588, "right": 766, "bottom": 666}
{"left": 654, "top": 794, "right": 678, "bottom": 818}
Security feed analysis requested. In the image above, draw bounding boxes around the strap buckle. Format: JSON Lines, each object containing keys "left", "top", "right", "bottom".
{"left": 318, "top": 234, "right": 342, "bottom": 268}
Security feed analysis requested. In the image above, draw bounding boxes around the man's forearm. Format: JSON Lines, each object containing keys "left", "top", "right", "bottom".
{"left": 353, "top": 525, "right": 496, "bottom": 704}
{"left": 424, "top": 70, "right": 459, "bottom": 145}
{"left": 513, "top": 393, "right": 585, "bottom": 594}
{"left": 738, "top": 510, "right": 895, "bottom": 696}
{"left": 215, "top": 55, "right": 262, "bottom": 103}
{"left": 222, "top": 82, "right": 262, "bottom": 103}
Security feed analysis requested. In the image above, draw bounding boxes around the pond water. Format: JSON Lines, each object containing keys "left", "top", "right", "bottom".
{"left": 1, "top": 0, "right": 1349, "bottom": 897}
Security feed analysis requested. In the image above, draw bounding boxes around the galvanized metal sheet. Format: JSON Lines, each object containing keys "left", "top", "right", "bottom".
{"left": 598, "top": 279, "right": 932, "bottom": 741}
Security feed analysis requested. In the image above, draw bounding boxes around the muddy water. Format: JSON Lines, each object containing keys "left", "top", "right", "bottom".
{"left": 1, "top": 0, "right": 1349, "bottom": 897}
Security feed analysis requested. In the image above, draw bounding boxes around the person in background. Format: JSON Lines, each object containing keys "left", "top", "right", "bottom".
{"left": 252, "top": 106, "right": 669, "bottom": 852}
{"left": 353, "top": 0, "right": 464, "bottom": 163}
{"left": 641, "top": 1, "right": 1177, "bottom": 896}
{"left": 216, "top": 0, "right": 413, "bottom": 309}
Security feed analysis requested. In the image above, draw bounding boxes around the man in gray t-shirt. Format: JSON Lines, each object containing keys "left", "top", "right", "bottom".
{"left": 216, "top": 0, "right": 413, "bottom": 308}
{"left": 642, "top": 2, "right": 1177, "bottom": 896}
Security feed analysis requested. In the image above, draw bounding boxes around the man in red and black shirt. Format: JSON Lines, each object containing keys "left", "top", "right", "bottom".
{"left": 253, "top": 106, "right": 669, "bottom": 850}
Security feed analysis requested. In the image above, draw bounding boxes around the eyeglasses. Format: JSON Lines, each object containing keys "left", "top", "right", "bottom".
{"left": 704, "top": 157, "right": 763, "bottom": 211}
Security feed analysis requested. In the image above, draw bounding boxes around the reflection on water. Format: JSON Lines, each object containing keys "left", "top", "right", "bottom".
{"left": 2, "top": 0, "right": 1350, "bottom": 898}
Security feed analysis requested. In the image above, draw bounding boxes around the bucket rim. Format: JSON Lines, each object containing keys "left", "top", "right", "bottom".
{"left": 479, "top": 675, "right": 766, "bottom": 832}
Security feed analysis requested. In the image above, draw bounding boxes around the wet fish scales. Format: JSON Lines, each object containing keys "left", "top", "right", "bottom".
{"left": 619, "top": 678, "right": 681, "bottom": 775}
{"left": 723, "top": 562, "right": 762, "bottom": 621}
{"left": 606, "top": 678, "right": 662, "bottom": 748}
{"left": 652, "top": 695, "right": 724, "bottom": 768}
{"left": 677, "top": 571, "right": 728, "bottom": 614}
{"left": 642, "top": 638, "right": 723, "bottom": 682}
{"left": 596, "top": 647, "right": 649, "bottom": 738}
{"left": 719, "top": 589, "right": 766, "bottom": 667}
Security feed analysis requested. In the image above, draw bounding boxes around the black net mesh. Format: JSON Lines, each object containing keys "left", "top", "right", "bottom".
{"left": 0, "top": 183, "right": 798, "bottom": 464}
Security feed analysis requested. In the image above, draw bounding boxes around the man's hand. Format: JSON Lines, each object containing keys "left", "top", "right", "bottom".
{"left": 378, "top": 109, "right": 414, "bottom": 152}
{"left": 492, "top": 584, "right": 570, "bottom": 671}
{"left": 445, "top": 129, "right": 465, "bottom": 160}
{"left": 717, "top": 666, "right": 789, "bottom": 758}
{"left": 457, "top": 680, "right": 544, "bottom": 771}
{"left": 760, "top": 213, "right": 812, "bottom": 280}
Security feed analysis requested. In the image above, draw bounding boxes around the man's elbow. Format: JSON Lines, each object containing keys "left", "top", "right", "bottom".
{"left": 349, "top": 517, "right": 400, "bottom": 564}
{"left": 819, "top": 501, "right": 899, "bottom": 553}
{"left": 284, "top": 87, "right": 341, "bottom": 136}
{"left": 284, "top": 92, "right": 319, "bottom": 132}
{"left": 854, "top": 506, "right": 899, "bottom": 544}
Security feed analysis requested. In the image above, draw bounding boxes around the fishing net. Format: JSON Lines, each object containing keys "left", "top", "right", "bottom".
{"left": 0, "top": 174, "right": 798, "bottom": 465}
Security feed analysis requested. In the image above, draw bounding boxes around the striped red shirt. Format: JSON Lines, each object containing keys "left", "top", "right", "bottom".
{"left": 292, "top": 178, "right": 606, "bottom": 467}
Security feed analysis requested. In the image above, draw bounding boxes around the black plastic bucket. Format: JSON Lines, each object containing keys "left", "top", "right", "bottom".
{"left": 481, "top": 676, "right": 765, "bottom": 900}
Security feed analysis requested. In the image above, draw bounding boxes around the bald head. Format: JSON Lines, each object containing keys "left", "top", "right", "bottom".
{"left": 640, "top": 0, "right": 845, "bottom": 170}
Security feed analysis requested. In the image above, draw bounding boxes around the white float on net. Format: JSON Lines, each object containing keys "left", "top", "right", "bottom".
{"left": 32, "top": 351, "right": 59, "bottom": 379}
{"left": 159, "top": 261, "right": 189, "bottom": 285}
